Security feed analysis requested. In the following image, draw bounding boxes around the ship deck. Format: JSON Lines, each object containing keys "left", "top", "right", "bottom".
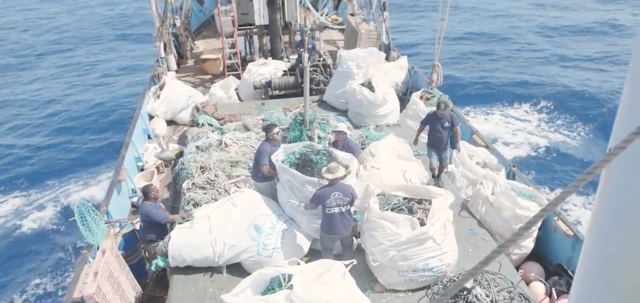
{"left": 158, "top": 18, "right": 531, "bottom": 303}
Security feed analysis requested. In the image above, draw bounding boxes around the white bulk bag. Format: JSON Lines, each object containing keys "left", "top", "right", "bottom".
{"left": 347, "top": 77, "right": 400, "bottom": 126}
{"left": 394, "top": 92, "right": 434, "bottom": 143}
{"left": 336, "top": 47, "right": 386, "bottom": 69}
{"left": 383, "top": 56, "right": 410, "bottom": 94}
{"left": 359, "top": 134, "right": 430, "bottom": 186}
{"left": 360, "top": 184, "right": 458, "bottom": 290}
{"left": 323, "top": 62, "right": 370, "bottom": 111}
{"left": 450, "top": 141, "right": 506, "bottom": 199}
{"left": 467, "top": 179, "right": 548, "bottom": 265}
{"left": 168, "top": 189, "right": 311, "bottom": 272}
{"left": 271, "top": 142, "right": 359, "bottom": 240}
{"left": 147, "top": 76, "right": 203, "bottom": 125}
{"left": 238, "top": 59, "right": 290, "bottom": 102}
{"left": 221, "top": 259, "right": 370, "bottom": 303}
{"left": 207, "top": 76, "right": 240, "bottom": 104}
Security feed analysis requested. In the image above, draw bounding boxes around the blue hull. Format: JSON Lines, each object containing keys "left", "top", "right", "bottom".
{"left": 65, "top": 0, "right": 584, "bottom": 300}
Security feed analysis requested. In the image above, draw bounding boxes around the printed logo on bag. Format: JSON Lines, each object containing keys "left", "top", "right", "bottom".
{"left": 397, "top": 259, "right": 451, "bottom": 283}
{"left": 247, "top": 213, "right": 294, "bottom": 257}
{"left": 325, "top": 192, "right": 351, "bottom": 214}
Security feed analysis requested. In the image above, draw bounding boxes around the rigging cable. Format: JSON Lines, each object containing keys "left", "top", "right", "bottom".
{"left": 430, "top": 125, "right": 640, "bottom": 303}
{"left": 429, "top": 0, "right": 452, "bottom": 88}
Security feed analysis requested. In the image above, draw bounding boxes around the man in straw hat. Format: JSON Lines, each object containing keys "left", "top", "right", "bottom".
{"left": 412, "top": 100, "right": 460, "bottom": 188}
{"left": 305, "top": 162, "right": 357, "bottom": 260}
{"left": 331, "top": 123, "right": 364, "bottom": 164}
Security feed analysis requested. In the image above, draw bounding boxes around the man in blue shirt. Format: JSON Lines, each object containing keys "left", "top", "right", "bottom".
{"left": 251, "top": 123, "right": 282, "bottom": 201}
{"left": 305, "top": 162, "right": 357, "bottom": 260}
{"left": 295, "top": 37, "right": 316, "bottom": 66}
{"left": 331, "top": 123, "right": 363, "bottom": 164}
{"left": 139, "top": 184, "right": 179, "bottom": 261}
{"left": 413, "top": 100, "right": 461, "bottom": 188}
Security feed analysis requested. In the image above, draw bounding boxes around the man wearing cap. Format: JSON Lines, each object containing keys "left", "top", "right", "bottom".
{"left": 251, "top": 123, "right": 282, "bottom": 201}
{"left": 138, "top": 184, "right": 180, "bottom": 261}
{"left": 331, "top": 123, "right": 364, "bottom": 164}
{"left": 412, "top": 100, "right": 460, "bottom": 188}
{"left": 305, "top": 162, "right": 357, "bottom": 260}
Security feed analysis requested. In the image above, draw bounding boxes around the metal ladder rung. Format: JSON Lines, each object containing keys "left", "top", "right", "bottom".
{"left": 225, "top": 48, "right": 238, "bottom": 53}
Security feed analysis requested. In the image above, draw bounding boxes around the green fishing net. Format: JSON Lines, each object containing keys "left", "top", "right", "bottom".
{"left": 419, "top": 88, "right": 454, "bottom": 108}
{"left": 353, "top": 126, "right": 393, "bottom": 149}
{"left": 282, "top": 144, "right": 342, "bottom": 178}
{"left": 378, "top": 194, "right": 433, "bottom": 226}
{"left": 516, "top": 192, "right": 534, "bottom": 200}
{"left": 261, "top": 274, "right": 294, "bottom": 296}
{"left": 283, "top": 111, "right": 350, "bottom": 145}
{"left": 262, "top": 106, "right": 290, "bottom": 127}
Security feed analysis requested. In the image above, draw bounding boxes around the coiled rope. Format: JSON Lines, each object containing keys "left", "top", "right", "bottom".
{"left": 429, "top": 0, "right": 452, "bottom": 88}
{"left": 431, "top": 125, "right": 640, "bottom": 303}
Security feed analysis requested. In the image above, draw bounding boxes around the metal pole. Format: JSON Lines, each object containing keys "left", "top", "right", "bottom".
{"left": 303, "top": 54, "right": 310, "bottom": 128}
{"left": 569, "top": 32, "right": 640, "bottom": 303}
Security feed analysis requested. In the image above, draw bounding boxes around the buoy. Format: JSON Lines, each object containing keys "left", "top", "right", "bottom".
{"left": 518, "top": 261, "right": 545, "bottom": 284}
{"left": 528, "top": 281, "right": 549, "bottom": 303}
{"left": 554, "top": 294, "right": 569, "bottom": 303}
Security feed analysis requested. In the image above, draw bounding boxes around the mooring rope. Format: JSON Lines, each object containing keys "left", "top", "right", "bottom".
{"left": 429, "top": 0, "right": 452, "bottom": 88}
{"left": 431, "top": 125, "right": 640, "bottom": 303}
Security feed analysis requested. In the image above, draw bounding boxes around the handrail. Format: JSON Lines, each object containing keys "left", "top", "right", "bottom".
{"left": 62, "top": 79, "right": 154, "bottom": 303}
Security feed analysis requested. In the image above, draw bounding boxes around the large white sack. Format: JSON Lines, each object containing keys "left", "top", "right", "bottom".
{"left": 238, "top": 59, "right": 289, "bottom": 101}
{"left": 221, "top": 259, "right": 370, "bottom": 303}
{"left": 336, "top": 47, "right": 386, "bottom": 69}
{"left": 384, "top": 56, "right": 410, "bottom": 94}
{"left": 147, "top": 76, "right": 203, "bottom": 125}
{"left": 450, "top": 141, "right": 506, "bottom": 199}
{"left": 168, "top": 189, "right": 311, "bottom": 272}
{"left": 360, "top": 184, "right": 458, "bottom": 290}
{"left": 359, "top": 134, "right": 430, "bottom": 186}
{"left": 394, "top": 92, "right": 434, "bottom": 143}
{"left": 207, "top": 76, "right": 240, "bottom": 104}
{"left": 272, "top": 142, "right": 359, "bottom": 240}
{"left": 323, "top": 62, "right": 370, "bottom": 111}
{"left": 347, "top": 77, "right": 400, "bottom": 126}
{"left": 467, "top": 179, "right": 547, "bottom": 265}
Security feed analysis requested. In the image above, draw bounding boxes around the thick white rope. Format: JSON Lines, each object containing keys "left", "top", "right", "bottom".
{"left": 430, "top": 0, "right": 452, "bottom": 88}
{"left": 432, "top": 125, "right": 640, "bottom": 303}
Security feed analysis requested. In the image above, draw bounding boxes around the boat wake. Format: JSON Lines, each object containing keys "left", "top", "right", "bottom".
{"left": 461, "top": 100, "right": 598, "bottom": 234}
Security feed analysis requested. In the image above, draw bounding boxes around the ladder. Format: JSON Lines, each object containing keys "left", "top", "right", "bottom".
{"left": 216, "top": 0, "right": 243, "bottom": 78}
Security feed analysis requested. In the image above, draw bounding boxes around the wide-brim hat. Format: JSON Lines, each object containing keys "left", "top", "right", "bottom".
{"left": 332, "top": 123, "right": 351, "bottom": 135}
{"left": 321, "top": 162, "right": 347, "bottom": 179}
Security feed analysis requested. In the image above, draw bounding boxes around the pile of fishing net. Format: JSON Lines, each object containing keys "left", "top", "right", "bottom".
{"left": 261, "top": 274, "right": 294, "bottom": 296}
{"left": 280, "top": 144, "right": 348, "bottom": 179}
{"left": 282, "top": 111, "right": 351, "bottom": 145}
{"left": 352, "top": 126, "right": 393, "bottom": 150}
{"left": 416, "top": 87, "right": 454, "bottom": 108}
{"left": 377, "top": 193, "right": 433, "bottom": 226}
{"left": 174, "top": 122, "right": 261, "bottom": 219}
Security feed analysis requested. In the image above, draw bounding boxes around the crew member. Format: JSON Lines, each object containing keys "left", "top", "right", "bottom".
{"left": 295, "top": 37, "right": 316, "bottom": 66}
{"left": 331, "top": 123, "right": 363, "bottom": 164}
{"left": 139, "top": 184, "right": 179, "bottom": 262}
{"left": 412, "top": 100, "right": 460, "bottom": 188}
{"left": 251, "top": 123, "right": 282, "bottom": 201}
{"left": 305, "top": 162, "right": 357, "bottom": 260}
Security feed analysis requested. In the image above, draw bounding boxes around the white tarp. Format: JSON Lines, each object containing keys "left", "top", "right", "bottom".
{"left": 207, "top": 76, "right": 240, "bottom": 104}
{"left": 168, "top": 189, "right": 311, "bottom": 273}
{"left": 238, "top": 59, "right": 289, "bottom": 102}
{"left": 147, "top": 76, "right": 203, "bottom": 125}
{"left": 359, "top": 134, "right": 430, "bottom": 186}
{"left": 467, "top": 178, "right": 548, "bottom": 265}
{"left": 360, "top": 184, "right": 458, "bottom": 290}
{"left": 221, "top": 259, "right": 370, "bottom": 303}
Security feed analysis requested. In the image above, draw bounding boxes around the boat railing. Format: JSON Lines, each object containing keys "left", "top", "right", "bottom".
{"left": 406, "top": 66, "right": 585, "bottom": 240}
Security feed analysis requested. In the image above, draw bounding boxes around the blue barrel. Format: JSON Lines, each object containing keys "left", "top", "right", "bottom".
{"left": 119, "top": 229, "right": 148, "bottom": 282}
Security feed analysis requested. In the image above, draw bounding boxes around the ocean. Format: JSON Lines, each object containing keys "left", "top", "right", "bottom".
{"left": 0, "top": 0, "right": 637, "bottom": 302}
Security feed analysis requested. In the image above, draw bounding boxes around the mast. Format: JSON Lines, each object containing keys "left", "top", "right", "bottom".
{"left": 569, "top": 31, "right": 640, "bottom": 303}
{"left": 267, "top": 0, "right": 284, "bottom": 60}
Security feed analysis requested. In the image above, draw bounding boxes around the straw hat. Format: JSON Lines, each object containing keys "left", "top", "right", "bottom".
{"left": 332, "top": 123, "right": 351, "bottom": 135}
{"left": 322, "top": 162, "right": 347, "bottom": 179}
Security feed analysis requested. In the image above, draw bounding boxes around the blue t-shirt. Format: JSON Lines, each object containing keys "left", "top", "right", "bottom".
{"left": 251, "top": 140, "right": 281, "bottom": 183}
{"left": 420, "top": 111, "right": 459, "bottom": 151}
{"left": 310, "top": 182, "right": 357, "bottom": 236}
{"left": 331, "top": 138, "right": 362, "bottom": 159}
{"left": 139, "top": 200, "right": 169, "bottom": 244}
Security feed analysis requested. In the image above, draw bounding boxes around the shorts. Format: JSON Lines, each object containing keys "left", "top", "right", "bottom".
{"left": 427, "top": 147, "right": 450, "bottom": 170}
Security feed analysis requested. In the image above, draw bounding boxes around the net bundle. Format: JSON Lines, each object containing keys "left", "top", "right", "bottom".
{"left": 377, "top": 194, "right": 433, "bottom": 226}
{"left": 281, "top": 144, "right": 343, "bottom": 179}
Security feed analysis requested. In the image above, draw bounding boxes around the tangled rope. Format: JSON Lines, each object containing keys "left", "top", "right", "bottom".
{"left": 262, "top": 273, "right": 294, "bottom": 296}
{"left": 283, "top": 111, "right": 350, "bottom": 145}
{"left": 418, "top": 88, "right": 453, "bottom": 108}
{"left": 423, "top": 270, "right": 540, "bottom": 303}
{"left": 377, "top": 194, "right": 432, "bottom": 226}
{"left": 281, "top": 144, "right": 342, "bottom": 178}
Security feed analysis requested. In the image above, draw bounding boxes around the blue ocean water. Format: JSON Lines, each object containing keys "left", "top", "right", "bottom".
{"left": 0, "top": 0, "right": 637, "bottom": 302}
